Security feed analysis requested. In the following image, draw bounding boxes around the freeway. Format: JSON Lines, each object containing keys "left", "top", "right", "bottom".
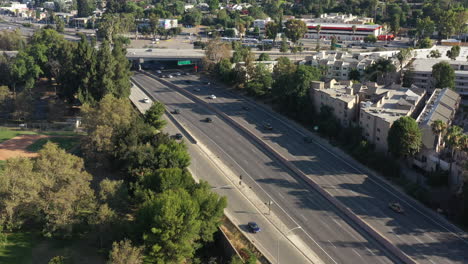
{"left": 130, "top": 84, "right": 319, "bottom": 264}
{"left": 132, "top": 72, "right": 399, "bottom": 264}
{"left": 144, "top": 71, "right": 468, "bottom": 264}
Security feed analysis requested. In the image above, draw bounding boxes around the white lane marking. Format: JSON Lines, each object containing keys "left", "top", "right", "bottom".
{"left": 328, "top": 240, "right": 337, "bottom": 249}
{"left": 238, "top": 87, "right": 467, "bottom": 239}
{"left": 300, "top": 214, "right": 307, "bottom": 221}
{"left": 152, "top": 94, "right": 338, "bottom": 264}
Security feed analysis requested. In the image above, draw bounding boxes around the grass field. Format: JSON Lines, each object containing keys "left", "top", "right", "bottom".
{"left": 0, "top": 128, "right": 37, "bottom": 144}
{"left": 26, "top": 137, "right": 81, "bottom": 152}
{"left": 0, "top": 232, "right": 36, "bottom": 264}
{"left": 0, "top": 160, "right": 5, "bottom": 171}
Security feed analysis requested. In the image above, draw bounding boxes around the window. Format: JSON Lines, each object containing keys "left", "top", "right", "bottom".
{"left": 377, "top": 128, "right": 380, "bottom": 132}
{"left": 377, "top": 137, "right": 380, "bottom": 141}
{"left": 367, "top": 116, "right": 370, "bottom": 120}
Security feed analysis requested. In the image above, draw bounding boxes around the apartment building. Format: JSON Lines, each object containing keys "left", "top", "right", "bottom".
{"left": 310, "top": 13, "right": 374, "bottom": 24}
{"left": 253, "top": 17, "right": 272, "bottom": 32}
{"left": 310, "top": 80, "right": 361, "bottom": 126}
{"left": 359, "top": 84, "right": 426, "bottom": 151}
{"left": 410, "top": 58, "right": 468, "bottom": 104}
{"left": 309, "top": 51, "right": 398, "bottom": 81}
{"left": 414, "top": 88, "right": 461, "bottom": 173}
{"left": 302, "top": 23, "right": 383, "bottom": 41}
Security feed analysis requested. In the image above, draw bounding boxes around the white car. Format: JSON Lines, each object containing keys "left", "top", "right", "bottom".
{"left": 156, "top": 70, "right": 162, "bottom": 74}
{"left": 143, "top": 98, "right": 150, "bottom": 103}
{"left": 209, "top": 95, "right": 216, "bottom": 99}
{"left": 168, "top": 75, "right": 173, "bottom": 78}
{"left": 175, "top": 72, "right": 182, "bottom": 76}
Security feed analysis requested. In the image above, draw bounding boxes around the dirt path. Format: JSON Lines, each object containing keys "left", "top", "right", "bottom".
{"left": 0, "top": 134, "right": 49, "bottom": 160}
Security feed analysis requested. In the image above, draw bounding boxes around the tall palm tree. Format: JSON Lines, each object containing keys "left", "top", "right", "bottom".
{"left": 352, "top": 25, "right": 357, "bottom": 41}
{"left": 444, "top": 125, "right": 464, "bottom": 176}
{"left": 431, "top": 120, "right": 447, "bottom": 153}
{"left": 316, "top": 24, "right": 321, "bottom": 49}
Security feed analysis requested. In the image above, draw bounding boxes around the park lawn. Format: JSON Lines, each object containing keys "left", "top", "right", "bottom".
{"left": 0, "top": 232, "right": 37, "bottom": 264}
{"left": 0, "top": 127, "right": 37, "bottom": 144}
{"left": 26, "top": 137, "right": 81, "bottom": 152}
{"left": 0, "top": 160, "right": 5, "bottom": 171}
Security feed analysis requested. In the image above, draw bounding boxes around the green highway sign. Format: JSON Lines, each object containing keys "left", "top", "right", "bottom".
{"left": 178, "top": 60, "right": 192, "bottom": 65}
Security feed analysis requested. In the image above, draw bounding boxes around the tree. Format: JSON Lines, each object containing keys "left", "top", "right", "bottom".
{"left": 0, "top": 29, "right": 25, "bottom": 50}
{"left": 349, "top": 69, "right": 361, "bottom": 81}
{"left": 265, "top": 22, "right": 278, "bottom": 43}
{"left": 48, "top": 256, "right": 66, "bottom": 264}
{"left": 417, "top": 37, "right": 432, "bottom": 48}
{"left": 77, "top": 0, "right": 95, "bottom": 17}
{"left": 148, "top": 14, "right": 160, "bottom": 40}
{"left": 99, "top": 179, "right": 129, "bottom": 211}
{"left": 137, "top": 189, "right": 201, "bottom": 263}
{"left": 111, "top": 39, "right": 132, "bottom": 99}
{"left": 416, "top": 17, "right": 435, "bottom": 39}
{"left": 284, "top": 19, "right": 307, "bottom": 45}
{"left": 330, "top": 36, "right": 337, "bottom": 50}
{"left": 55, "top": 17, "right": 65, "bottom": 33}
{"left": 258, "top": 53, "right": 271, "bottom": 61}
{"left": 217, "top": 58, "right": 233, "bottom": 83}
{"left": 364, "top": 34, "right": 377, "bottom": 43}
{"left": 396, "top": 48, "right": 413, "bottom": 83}
{"left": 144, "top": 102, "right": 167, "bottom": 130}
{"left": 428, "top": 49, "right": 441, "bottom": 58}
{"left": 192, "top": 181, "right": 227, "bottom": 242}
{"left": 183, "top": 8, "right": 202, "bottom": 26}
{"left": 0, "top": 143, "right": 96, "bottom": 237}
{"left": 315, "top": 24, "right": 321, "bottom": 48}
{"left": 365, "top": 59, "right": 396, "bottom": 84}
{"left": 280, "top": 36, "right": 289, "bottom": 53}
{"left": 431, "top": 120, "right": 447, "bottom": 153}
{"left": 432, "top": 61, "right": 455, "bottom": 90}
{"left": 108, "top": 239, "right": 144, "bottom": 264}
{"left": 81, "top": 95, "right": 135, "bottom": 155}
{"left": 446, "top": 45, "right": 460, "bottom": 60}
{"left": 444, "top": 125, "right": 464, "bottom": 175}
{"left": 351, "top": 25, "right": 357, "bottom": 40}
{"left": 204, "top": 39, "right": 231, "bottom": 69}
{"left": 387, "top": 116, "right": 422, "bottom": 158}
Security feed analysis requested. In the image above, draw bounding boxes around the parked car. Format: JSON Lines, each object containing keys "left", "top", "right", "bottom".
{"left": 389, "top": 202, "right": 404, "bottom": 214}
{"left": 174, "top": 133, "right": 183, "bottom": 140}
{"left": 143, "top": 98, "right": 150, "bottom": 103}
{"left": 185, "top": 72, "right": 190, "bottom": 75}
{"left": 156, "top": 70, "right": 162, "bottom": 74}
{"left": 208, "top": 94, "right": 216, "bottom": 99}
{"left": 263, "top": 123, "right": 273, "bottom": 130}
{"left": 168, "top": 75, "right": 173, "bottom": 78}
{"left": 303, "top": 137, "right": 313, "bottom": 143}
{"left": 193, "top": 88, "right": 201, "bottom": 92}
{"left": 242, "top": 106, "right": 250, "bottom": 111}
{"left": 175, "top": 72, "right": 182, "bottom": 76}
{"left": 205, "top": 117, "right": 213, "bottom": 123}
{"left": 248, "top": 222, "right": 261, "bottom": 233}
{"left": 173, "top": 109, "right": 180, "bottom": 114}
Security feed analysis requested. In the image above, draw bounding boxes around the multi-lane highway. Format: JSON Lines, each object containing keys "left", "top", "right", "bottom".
{"left": 133, "top": 70, "right": 468, "bottom": 264}
{"left": 130, "top": 84, "right": 322, "bottom": 264}
{"left": 132, "top": 72, "right": 402, "bottom": 264}
{"left": 138, "top": 70, "right": 468, "bottom": 264}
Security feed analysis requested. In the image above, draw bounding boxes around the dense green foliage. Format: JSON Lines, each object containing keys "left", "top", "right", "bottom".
{"left": 387, "top": 116, "right": 422, "bottom": 158}
{"left": 432, "top": 61, "right": 455, "bottom": 90}
{"left": 80, "top": 96, "right": 227, "bottom": 262}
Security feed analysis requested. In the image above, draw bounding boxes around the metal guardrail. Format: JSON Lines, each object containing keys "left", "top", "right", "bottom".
{"left": 140, "top": 69, "right": 416, "bottom": 264}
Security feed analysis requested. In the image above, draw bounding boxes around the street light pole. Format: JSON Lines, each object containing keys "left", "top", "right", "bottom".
{"left": 277, "top": 226, "right": 302, "bottom": 264}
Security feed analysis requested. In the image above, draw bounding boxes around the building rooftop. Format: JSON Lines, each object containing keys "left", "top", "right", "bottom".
{"left": 361, "top": 85, "right": 425, "bottom": 123}
{"left": 305, "top": 23, "right": 382, "bottom": 30}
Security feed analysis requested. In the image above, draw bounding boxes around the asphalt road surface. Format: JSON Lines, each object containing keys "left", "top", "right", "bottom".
{"left": 132, "top": 72, "right": 400, "bottom": 264}
{"left": 139, "top": 71, "right": 468, "bottom": 264}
